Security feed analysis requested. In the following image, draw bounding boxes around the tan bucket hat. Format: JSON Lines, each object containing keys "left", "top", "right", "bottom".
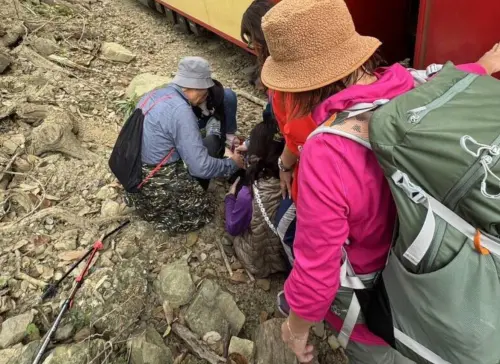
{"left": 261, "top": 0, "right": 382, "bottom": 93}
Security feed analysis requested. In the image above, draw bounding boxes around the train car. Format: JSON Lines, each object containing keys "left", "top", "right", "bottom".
{"left": 139, "top": 0, "right": 500, "bottom": 75}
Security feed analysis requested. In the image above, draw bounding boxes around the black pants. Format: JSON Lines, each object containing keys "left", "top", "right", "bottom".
{"left": 197, "top": 134, "right": 225, "bottom": 191}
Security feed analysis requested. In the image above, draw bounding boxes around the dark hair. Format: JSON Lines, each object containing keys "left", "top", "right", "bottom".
{"left": 245, "top": 120, "right": 283, "bottom": 188}
{"left": 241, "top": 0, "right": 273, "bottom": 75}
{"left": 284, "top": 52, "right": 386, "bottom": 118}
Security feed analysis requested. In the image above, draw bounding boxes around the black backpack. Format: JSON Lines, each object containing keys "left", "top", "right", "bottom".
{"left": 108, "top": 92, "right": 174, "bottom": 193}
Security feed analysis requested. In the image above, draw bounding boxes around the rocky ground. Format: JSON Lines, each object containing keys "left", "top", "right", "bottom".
{"left": 0, "top": 0, "right": 348, "bottom": 363}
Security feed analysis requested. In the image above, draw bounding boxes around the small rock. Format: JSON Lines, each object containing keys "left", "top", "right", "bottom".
{"left": 327, "top": 334, "right": 341, "bottom": 350}
{"left": 230, "top": 270, "right": 248, "bottom": 284}
{"left": 116, "top": 238, "right": 139, "bottom": 259}
{"left": 0, "top": 276, "right": 8, "bottom": 289}
{"left": 312, "top": 321, "right": 325, "bottom": 339}
{"left": 185, "top": 279, "right": 245, "bottom": 337}
{"left": 13, "top": 158, "right": 31, "bottom": 172}
{"left": 30, "top": 37, "right": 59, "bottom": 56}
{"left": 203, "top": 268, "right": 217, "bottom": 278}
{"left": 229, "top": 337, "right": 254, "bottom": 361}
{"left": 73, "top": 327, "right": 93, "bottom": 342}
{"left": 127, "top": 326, "right": 174, "bottom": 364}
{"left": 230, "top": 260, "right": 243, "bottom": 270}
{"left": 0, "top": 53, "right": 11, "bottom": 74}
{"left": 96, "top": 186, "right": 117, "bottom": 200}
{"left": 185, "top": 232, "right": 198, "bottom": 247}
{"left": 54, "top": 323, "right": 75, "bottom": 342}
{"left": 125, "top": 73, "right": 171, "bottom": 99}
{"left": 199, "top": 253, "right": 207, "bottom": 262}
{"left": 0, "top": 311, "right": 34, "bottom": 349}
{"left": 54, "top": 230, "right": 78, "bottom": 250}
{"left": 202, "top": 331, "right": 222, "bottom": 345}
{"left": 2, "top": 134, "right": 25, "bottom": 155}
{"left": 100, "top": 199, "right": 121, "bottom": 217}
{"left": 155, "top": 259, "right": 194, "bottom": 308}
{"left": 255, "top": 279, "right": 271, "bottom": 292}
{"left": 41, "top": 339, "right": 105, "bottom": 364}
{"left": 1, "top": 24, "right": 24, "bottom": 47}
{"left": 101, "top": 42, "right": 136, "bottom": 63}
{"left": 259, "top": 311, "right": 268, "bottom": 324}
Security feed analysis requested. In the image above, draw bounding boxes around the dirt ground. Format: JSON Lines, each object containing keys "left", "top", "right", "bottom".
{"left": 0, "top": 0, "right": 347, "bottom": 363}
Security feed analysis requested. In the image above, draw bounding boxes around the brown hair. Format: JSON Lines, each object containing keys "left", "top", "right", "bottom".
{"left": 241, "top": 0, "right": 273, "bottom": 73}
{"left": 284, "top": 52, "right": 386, "bottom": 118}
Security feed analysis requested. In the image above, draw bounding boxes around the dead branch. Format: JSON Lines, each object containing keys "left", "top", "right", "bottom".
{"left": 0, "top": 150, "right": 21, "bottom": 185}
{"left": 234, "top": 90, "right": 266, "bottom": 108}
{"left": 47, "top": 54, "right": 100, "bottom": 73}
{"left": 17, "top": 46, "right": 70, "bottom": 75}
{"left": 172, "top": 323, "right": 226, "bottom": 364}
{"left": 2, "top": 170, "right": 47, "bottom": 225}
{"left": 0, "top": 206, "right": 131, "bottom": 235}
{"left": 215, "top": 239, "right": 233, "bottom": 277}
{"left": 14, "top": 272, "right": 47, "bottom": 288}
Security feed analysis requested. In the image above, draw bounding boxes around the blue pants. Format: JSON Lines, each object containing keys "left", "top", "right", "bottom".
{"left": 198, "top": 88, "right": 238, "bottom": 134}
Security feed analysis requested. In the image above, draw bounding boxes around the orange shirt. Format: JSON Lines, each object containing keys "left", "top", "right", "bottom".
{"left": 271, "top": 91, "right": 317, "bottom": 202}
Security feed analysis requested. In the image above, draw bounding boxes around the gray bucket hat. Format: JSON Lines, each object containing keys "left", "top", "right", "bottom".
{"left": 172, "top": 56, "right": 215, "bottom": 89}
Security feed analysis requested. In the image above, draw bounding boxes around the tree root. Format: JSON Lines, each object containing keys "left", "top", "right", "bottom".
{"left": 0, "top": 206, "right": 131, "bottom": 235}
{"left": 28, "top": 107, "right": 97, "bottom": 160}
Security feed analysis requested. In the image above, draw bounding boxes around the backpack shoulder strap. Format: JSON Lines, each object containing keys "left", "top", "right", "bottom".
{"left": 308, "top": 100, "right": 389, "bottom": 150}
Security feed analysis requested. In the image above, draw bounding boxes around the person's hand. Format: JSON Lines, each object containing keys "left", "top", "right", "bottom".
{"left": 235, "top": 143, "right": 248, "bottom": 154}
{"left": 230, "top": 152, "right": 245, "bottom": 169}
{"left": 281, "top": 320, "right": 314, "bottom": 363}
{"left": 280, "top": 169, "right": 293, "bottom": 199}
{"left": 477, "top": 42, "right": 500, "bottom": 75}
{"left": 228, "top": 177, "right": 240, "bottom": 196}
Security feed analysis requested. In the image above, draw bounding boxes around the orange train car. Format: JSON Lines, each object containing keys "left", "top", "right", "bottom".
{"left": 138, "top": 0, "right": 500, "bottom": 75}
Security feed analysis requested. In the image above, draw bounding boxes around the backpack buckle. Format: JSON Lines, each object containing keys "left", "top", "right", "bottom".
{"left": 392, "top": 171, "right": 427, "bottom": 204}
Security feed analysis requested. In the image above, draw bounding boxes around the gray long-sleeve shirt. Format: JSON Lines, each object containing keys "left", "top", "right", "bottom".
{"left": 140, "top": 84, "right": 237, "bottom": 179}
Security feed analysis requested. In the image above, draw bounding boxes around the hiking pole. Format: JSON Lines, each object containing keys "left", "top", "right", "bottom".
{"left": 31, "top": 220, "right": 130, "bottom": 364}
{"left": 40, "top": 220, "right": 130, "bottom": 301}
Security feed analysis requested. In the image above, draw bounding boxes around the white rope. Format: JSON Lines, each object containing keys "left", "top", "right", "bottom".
{"left": 252, "top": 183, "right": 279, "bottom": 236}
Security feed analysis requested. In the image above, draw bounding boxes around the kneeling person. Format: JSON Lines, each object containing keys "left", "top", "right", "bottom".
{"left": 130, "top": 57, "right": 244, "bottom": 234}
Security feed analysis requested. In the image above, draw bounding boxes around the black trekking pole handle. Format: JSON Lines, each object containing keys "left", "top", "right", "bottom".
{"left": 32, "top": 220, "right": 115, "bottom": 364}
{"left": 40, "top": 220, "right": 130, "bottom": 301}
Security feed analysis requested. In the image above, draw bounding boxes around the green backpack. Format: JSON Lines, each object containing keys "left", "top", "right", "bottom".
{"left": 311, "top": 63, "right": 500, "bottom": 364}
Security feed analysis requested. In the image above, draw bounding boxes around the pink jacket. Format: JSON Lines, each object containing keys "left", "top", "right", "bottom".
{"left": 284, "top": 63, "right": 487, "bottom": 346}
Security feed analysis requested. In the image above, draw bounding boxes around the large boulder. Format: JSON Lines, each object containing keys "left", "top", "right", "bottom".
{"left": 0, "top": 340, "right": 40, "bottom": 364}
{"left": 0, "top": 52, "right": 11, "bottom": 74}
{"left": 101, "top": 42, "right": 136, "bottom": 63}
{"left": 155, "top": 259, "right": 195, "bottom": 308}
{"left": 184, "top": 280, "right": 245, "bottom": 337}
{"left": 125, "top": 73, "right": 172, "bottom": 99}
{"left": 0, "top": 311, "right": 34, "bottom": 349}
{"left": 74, "top": 258, "right": 147, "bottom": 337}
{"left": 127, "top": 326, "right": 174, "bottom": 364}
{"left": 41, "top": 339, "right": 105, "bottom": 364}
{"left": 254, "top": 319, "right": 303, "bottom": 364}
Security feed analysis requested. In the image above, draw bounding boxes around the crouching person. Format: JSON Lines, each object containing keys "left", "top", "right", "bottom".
{"left": 224, "top": 121, "right": 288, "bottom": 278}
{"left": 128, "top": 57, "right": 244, "bottom": 234}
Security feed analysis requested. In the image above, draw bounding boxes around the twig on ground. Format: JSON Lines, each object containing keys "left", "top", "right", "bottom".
{"left": 0, "top": 150, "right": 21, "bottom": 182}
{"left": 234, "top": 89, "right": 266, "bottom": 108}
{"left": 215, "top": 239, "right": 233, "bottom": 277}
{"left": 245, "top": 269, "right": 255, "bottom": 282}
{"left": 172, "top": 323, "right": 226, "bottom": 364}
{"left": 14, "top": 272, "right": 47, "bottom": 288}
{"left": 1, "top": 170, "right": 47, "bottom": 226}
{"left": 173, "top": 350, "right": 188, "bottom": 364}
{"left": 47, "top": 54, "right": 100, "bottom": 73}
